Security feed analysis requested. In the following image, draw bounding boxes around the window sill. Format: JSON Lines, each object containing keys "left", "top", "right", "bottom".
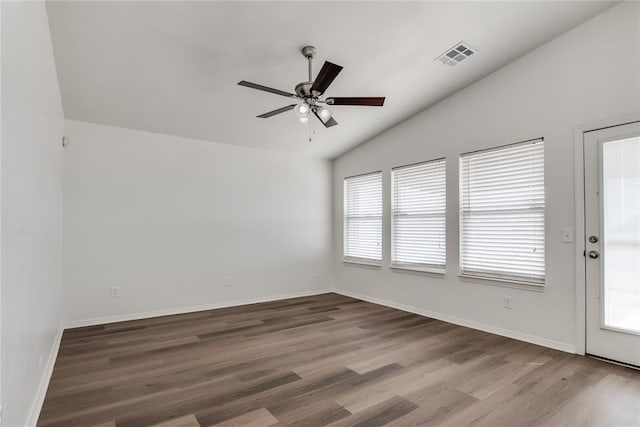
{"left": 390, "top": 264, "right": 446, "bottom": 276}
{"left": 458, "top": 274, "right": 544, "bottom": 292}
{"left": 343, "top": 258, "right": 381, "bottom": 268}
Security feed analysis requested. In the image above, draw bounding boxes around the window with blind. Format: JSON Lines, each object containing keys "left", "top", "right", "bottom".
{"left": 391, "top": 159, "right": 446, "bottom": 272}
{"left": 344, "top": 171, "right": 383, "bottom": 265}
{"left": 459, "top": 139, "right": 545, "bottom": 284}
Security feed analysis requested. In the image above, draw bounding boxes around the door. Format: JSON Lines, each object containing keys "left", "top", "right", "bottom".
{"left": 585, "top": 121, "right": 640, "bottom": 367}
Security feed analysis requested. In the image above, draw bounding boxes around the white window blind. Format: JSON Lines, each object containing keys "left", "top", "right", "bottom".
{"left": 344, "top": 172, "right": 382, "bottom": 264}
{"left": 460, "top": 139, "right": 545, "bottom": 284}
{"left": 391, "top": 159, "right": 446, "bottom": 271}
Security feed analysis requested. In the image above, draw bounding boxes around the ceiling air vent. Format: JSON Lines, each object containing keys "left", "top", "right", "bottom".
{"left": 436, "top": 41, "right": 476, "bottom": 67}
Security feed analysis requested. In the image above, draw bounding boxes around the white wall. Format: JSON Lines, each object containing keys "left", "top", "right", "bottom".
{"left": 63, "top": 120, "right": 332, "bottom": 324}
{"left": 1, "top": 1, "right": 65, "bottom": 426}
{"left": 333, "top": 2, "right": 640, "bottom": 352}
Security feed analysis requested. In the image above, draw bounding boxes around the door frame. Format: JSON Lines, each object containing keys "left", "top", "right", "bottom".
{"left": 573, "top": 113, "right": 640, "bottom": 356}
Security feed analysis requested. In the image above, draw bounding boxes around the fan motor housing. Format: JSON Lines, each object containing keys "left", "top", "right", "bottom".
{"left": 295, "top": 81, "right": 313, "bottom": 98}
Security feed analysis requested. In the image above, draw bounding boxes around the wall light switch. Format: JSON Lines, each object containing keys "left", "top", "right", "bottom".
{"left": 111, "top": 287, "right": 121, "bottom": 298}
{"left": 561, "top": 227, "right": 574, "bottom": 243}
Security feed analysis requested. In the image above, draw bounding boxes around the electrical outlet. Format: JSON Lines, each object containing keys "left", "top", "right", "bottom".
{"left": 503, "top": 296, "right": 513, "bottom": 309}
{"left": 224, "top": 277, "right": 233, "bottom": 288}
{"left": 111, "top": 287, "right": 121, "bottom": 298}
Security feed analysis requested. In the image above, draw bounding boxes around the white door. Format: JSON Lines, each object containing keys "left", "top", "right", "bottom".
{"left": 585, "top": 121, "right": 640, "bottom": 367}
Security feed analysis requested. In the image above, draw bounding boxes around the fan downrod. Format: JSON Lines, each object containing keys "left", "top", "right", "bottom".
{"left": 296, "top": 45, "right": 317, "bottom": 98}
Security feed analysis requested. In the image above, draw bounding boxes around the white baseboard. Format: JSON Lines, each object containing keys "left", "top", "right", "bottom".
{"left": 26, "top": 322, "right": 64, "bottom": 427}
{"left": 333, "top": 288, "right": 576, "bottom": 354}
{"left": 64, "top": 289, "right": 332, "bottom": 329}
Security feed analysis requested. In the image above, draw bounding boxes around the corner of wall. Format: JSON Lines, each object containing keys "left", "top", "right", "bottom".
{"left": 25, "top": 323, "right": 64, "bottom": 427}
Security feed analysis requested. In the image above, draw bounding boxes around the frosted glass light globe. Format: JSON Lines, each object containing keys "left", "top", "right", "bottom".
{"left": 294, "top": 103, "right": 310, "bottom": 119}
{"left": 317, "top": 106, "right": 332, "bottom": 121}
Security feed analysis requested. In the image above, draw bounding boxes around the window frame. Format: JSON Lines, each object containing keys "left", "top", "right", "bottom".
{"left": 343, "top": 170, "right": 383, "bottom": 266}
{"left": 390, "top": 158, "right": 447, "bottom": 274}
{"left": 458, "top": 138, "right": 545, "bottom": 286}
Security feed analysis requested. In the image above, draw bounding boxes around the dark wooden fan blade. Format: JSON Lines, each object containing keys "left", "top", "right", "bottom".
{"left": 310, "top": 61, "right": 343, "bottom": 95}
{"left": 257, "top": 104, "right": 296, "bottom": 118}
{"left": 313, "top": 111, "right": 338, "bottom": 128}
{"left": 238, "top": 80, "right": 296, "bottom": 98}
{"left": 327, "top": 97, "right": 385, "bottom": 106}
{"left": 324, "top": 116, "right": 338, "bottom": 127}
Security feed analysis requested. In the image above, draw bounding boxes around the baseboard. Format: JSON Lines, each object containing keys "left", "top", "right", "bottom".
{"left": 26, "top": 322, "right": 64, "bottom": 427}
{"left": 333, "top": 288, "right": 576, "bottom": 354}
{"left": 64, "top": 289, "right": 332, "bottom": 329}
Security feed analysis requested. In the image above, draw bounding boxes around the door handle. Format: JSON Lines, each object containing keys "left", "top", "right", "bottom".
{"left": 588, "top": 250, "right": 600, "bottom": 259}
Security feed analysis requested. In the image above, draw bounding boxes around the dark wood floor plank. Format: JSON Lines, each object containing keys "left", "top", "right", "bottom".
{"left": 38, "top": 293, "right": 640, "bottom": 426}
{"left": 328, "top": 395, "right": 418, "bottom": 427}
{"left": 151, "top": 413, "right": 201, "bottom": 427}
{"left": 213, "top": 408, "right": 277, "bottom": 427}
{"left": 270, "top": 400, "right": 351, "bottom": 426}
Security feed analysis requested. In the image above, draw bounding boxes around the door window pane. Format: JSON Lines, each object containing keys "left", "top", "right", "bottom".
{"left": 603, "top": 136, "right": 640, "bottom": 333}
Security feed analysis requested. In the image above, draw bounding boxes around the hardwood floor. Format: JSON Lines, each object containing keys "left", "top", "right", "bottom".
{"left": 39, "top": 293, "right": 640, "bottom": 426}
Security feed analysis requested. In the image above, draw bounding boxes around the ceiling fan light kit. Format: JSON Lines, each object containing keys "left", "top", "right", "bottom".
{"left": 317, "top": 106, "right": 332, "bottom": 121}
{"left": 294, "top": 103, "right": 310, "bottom": 121}
{"left": 237, "top": 45, "right": 385, "bottom": 138}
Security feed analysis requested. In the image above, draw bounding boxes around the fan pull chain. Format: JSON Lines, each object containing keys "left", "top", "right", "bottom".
{"left": 308, "top": 115, "right": 316, "bottom": 142}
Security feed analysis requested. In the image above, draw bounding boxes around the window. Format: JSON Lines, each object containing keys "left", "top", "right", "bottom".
{"left": 459, "top": 139, "right": 545, "bottom": 284}
{"left": 344, "top": 171, "right": 383, "bottom": 265}
{"left": 391, "top": 159, "right": 446, "bottom": 272}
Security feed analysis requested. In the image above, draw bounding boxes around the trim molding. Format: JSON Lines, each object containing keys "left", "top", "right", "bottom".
{"left": 64, "top": 289, "right": 332, "bottom": 329}
{"left": 26, "top": 322, "right": 64, "bottom": 427}
{"left": 574, "top": 125, "right": 587, "bottom": 356}
{"left": 333, "top": 288, "right": 576, "bottom": 354}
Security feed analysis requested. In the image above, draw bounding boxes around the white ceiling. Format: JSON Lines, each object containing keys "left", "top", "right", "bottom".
{"left": 46, "top": 1, "right": 616, "bottom": 159}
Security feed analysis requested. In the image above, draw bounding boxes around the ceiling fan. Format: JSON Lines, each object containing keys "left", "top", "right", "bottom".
{"left": 238, "top": 46, "right": 385, "bottom": 129}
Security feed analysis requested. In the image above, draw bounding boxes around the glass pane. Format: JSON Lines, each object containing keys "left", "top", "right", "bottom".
{"left": 603, "top": 136, "right": 640, "bottom": 333}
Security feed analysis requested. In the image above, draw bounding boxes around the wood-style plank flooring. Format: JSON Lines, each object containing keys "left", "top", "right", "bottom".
{"left": 39, "top": 293, "right": 640, "bottom": 426}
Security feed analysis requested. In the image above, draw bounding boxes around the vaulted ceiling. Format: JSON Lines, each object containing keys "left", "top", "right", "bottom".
{"left": 47, "top": 1, "right": 616, "bottom": 159}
